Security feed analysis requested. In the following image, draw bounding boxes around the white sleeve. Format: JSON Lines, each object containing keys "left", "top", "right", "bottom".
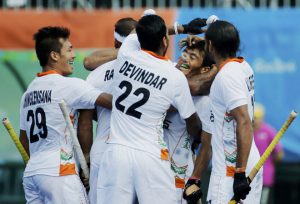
{"left": 118, "top": 34, "right": 141, "bottom": 59}
{"left": 64, "top": 78, "right": 103, "bottom": 109}
{"left": 194, "top": 96, "right": 212, "bottom": 134}
{"left": 220, "top": 72, "right": 248, "bottom": 111}
{"left": 19, "top": 94, "right": 26, "bottom": 131}
{"left": 86, "top": 69, "right": 99, "bottom": 87}
{"left": 171, "top": 72, "right": 196, "bottom": 119}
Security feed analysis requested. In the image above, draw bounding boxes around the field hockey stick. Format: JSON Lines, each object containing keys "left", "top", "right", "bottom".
{"left": 228, "top": 110, "right": 298, "bottom": 204}
{"left": 59, "top": 100, "right": 89, "bottom": 179}
{"left": 2, "top": 117, "right": 29, "bottom": 164}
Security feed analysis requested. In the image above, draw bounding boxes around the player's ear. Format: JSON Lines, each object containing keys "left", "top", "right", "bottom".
{"left": 200, "top": 66, "right": 210, "bottom": 74}
{"left": 163, "top": 35, "right": 169, "bottom": 48}
{"left": 50, "top": 51, "right": 59, "bottom": 62}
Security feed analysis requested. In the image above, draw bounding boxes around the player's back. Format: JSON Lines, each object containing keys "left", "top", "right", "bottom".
{"left": 20, "top": 72, "right": 100, "bottom": 177}
{"left": 209, "top": 58, "right": 259, "bottom": 176}
{"left": 86, "top": 60, "right": 115, "bottom": 138}
{"left": 108, "top": 35, "right": 195, "bottom": 159}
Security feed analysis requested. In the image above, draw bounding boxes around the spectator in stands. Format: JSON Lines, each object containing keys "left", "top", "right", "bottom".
{"left": 254, "top": 103, "right": 284, "bottom": 204}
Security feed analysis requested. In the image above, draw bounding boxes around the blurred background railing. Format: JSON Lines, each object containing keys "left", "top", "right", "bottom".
{"left": 0, "top": 0, "right": 300, "bottom": 9}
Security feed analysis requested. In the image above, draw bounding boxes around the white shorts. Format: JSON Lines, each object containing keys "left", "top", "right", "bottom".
{"left": 97, "top": 144, "right": 177, "bottom": 204}
{"left": 89, "top": 136, "right": 108, "bottom": 204}
{"left": 176, "top": 188, "right": 186, "bottom": 204}
{"left": 207, "top": 171, "right": 262, "bottom": 204}
{"left": 23, "top": 174, "right": 88, "bottom": 204}
{"left": 89, "top": 151, "right": 105, "bottom": 204}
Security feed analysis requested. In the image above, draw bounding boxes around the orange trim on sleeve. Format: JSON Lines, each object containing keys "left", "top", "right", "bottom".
{"left": 37, "top": 70, "right": 60, "bottom": 77}
{"left": 175, "top": 176, "right": 185, "bottom": 189}
{"left": 142, "top": 49, "right": 169, "bottom": 61}
{"left": 59, "top": 163, "right": 76, "bottom": 176}
{"left": 226, "top": 166, "right": 236, "bottom": 177}
{"left": 219, "top": 57, "right": 244, "bottom": 70}
{"left": 160, "top": 149, "right": 169, "bottom": 161}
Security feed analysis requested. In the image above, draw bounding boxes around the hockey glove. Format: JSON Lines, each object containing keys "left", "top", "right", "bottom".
{"left": 183, "top": 177, "right": 202, "bottom": 204}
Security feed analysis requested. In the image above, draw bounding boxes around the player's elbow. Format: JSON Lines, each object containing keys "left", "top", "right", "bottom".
{"left": 83, "top": 57, "right": 95, "bottom": 71}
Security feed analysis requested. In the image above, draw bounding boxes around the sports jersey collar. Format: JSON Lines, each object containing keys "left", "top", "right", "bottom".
{"left": 219, "top": 57, "right": 244, "bottom": 70}
{"left": 141, "top": 49, "right": 168, "bottom": 61}
{"left": 37, "top": 70, "right": 60, "bottom": 77}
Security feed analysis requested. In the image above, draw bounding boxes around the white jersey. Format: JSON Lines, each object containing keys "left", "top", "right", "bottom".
{"left": 209, "top": 58, "right": 260, "bottom": 177}
{"left": 108, "top": 34, "right": 196, "bottom": 160}
{"left": 86, "top": 60, "right": 115, "bottom": 139}
{"left": 164, "top": 96, "right": 212, "bottom": 188}
{"left": 19, "top": 71, "right": 101, "bottom": 177}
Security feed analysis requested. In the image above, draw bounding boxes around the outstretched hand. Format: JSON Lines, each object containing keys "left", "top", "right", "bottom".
{"left": 178, "top": 35, "right": 205, "bottom": 50}
{"left": 183, "top": 18, "right": 207, "bottom": 34}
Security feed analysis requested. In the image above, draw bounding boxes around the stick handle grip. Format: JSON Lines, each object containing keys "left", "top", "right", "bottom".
{"left": 59, "top": 100, "right": 89, "bottom": 179}
{"left": 2, "top": 118, "right": 29, "bottom": 164}
{"left": 229, "top": 110, "right": 298, "bottom": 204}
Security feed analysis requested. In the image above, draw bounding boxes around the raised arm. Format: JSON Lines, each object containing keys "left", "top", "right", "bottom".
{"left": 83, "top": 48, "right": 118, "bottom": 71}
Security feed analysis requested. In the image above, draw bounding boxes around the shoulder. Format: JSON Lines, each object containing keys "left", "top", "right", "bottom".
{"left": 193, "top": 96, "right": 210, "bottom": 111}
{"left": 87, "top": 60, "right": 116, "bottom": 82}
{"left": 64, "top": 77, "right": 89, "bottom": 88}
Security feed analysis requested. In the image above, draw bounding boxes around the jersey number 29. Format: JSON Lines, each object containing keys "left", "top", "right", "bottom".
{"left": 27, "top": 108, "right": 48, "bottom": 143}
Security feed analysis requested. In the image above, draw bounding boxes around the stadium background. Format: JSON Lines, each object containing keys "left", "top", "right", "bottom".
{"left": 0, "top": 0, "right": 300, "bottom": 203}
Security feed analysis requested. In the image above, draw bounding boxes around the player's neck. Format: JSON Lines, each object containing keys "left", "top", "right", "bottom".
{"left": 42, "top": 65, "right": 63, "bottom": 75}
{"left": 215, "top": 55, "right": 232, "bottom": 71}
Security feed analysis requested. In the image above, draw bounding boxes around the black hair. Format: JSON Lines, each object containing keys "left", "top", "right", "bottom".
{"left": 205, "top": 20, "right": 240, "bottom": 58}
{"left": 136, "top": 15, "right": 167, "bottom": 52}
{"left": 115, "top": 17, "right": 137, "bottom": 37}
{"left": 33, "top": 26, "right": 70, "bottom": 67}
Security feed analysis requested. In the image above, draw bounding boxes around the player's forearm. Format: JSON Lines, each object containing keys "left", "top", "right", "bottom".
{"left": 95, "top": 93, "right": 112, "bottom": 109}
{"left": 77, "top": 110, "right": 94, "bottom": 161}
{"left": 19, "top": 130, "right": 30, "bottom": 157}
{"left": 185, "top": 113, "right": 202, "bottom": 142}
{"left": 236, "top": 118, "right": 253, "bottom": 169}
{"left": 192, "top": 131, "right": 212, "bottom": 179}
{"left": 168, "top": 24, "right": 184, "bottom": 35}
{"left": 187, "top": 65, "right": 218, "bottom": 96}
{"left": 83, "top": 48, "right": 118, "bottom": 71}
